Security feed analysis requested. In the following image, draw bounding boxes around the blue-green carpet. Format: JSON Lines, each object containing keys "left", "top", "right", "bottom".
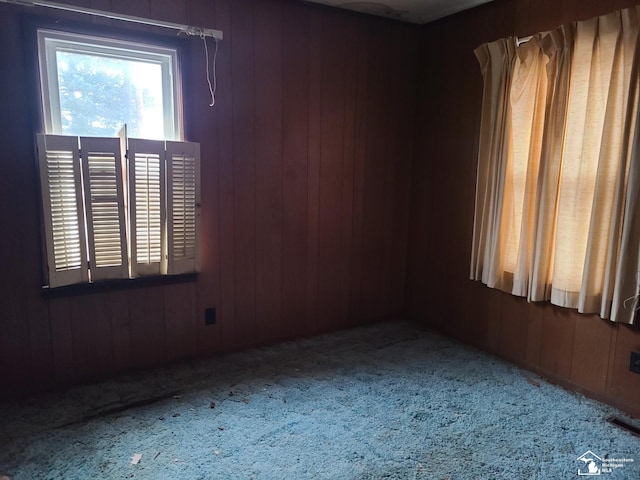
{"left": 0, "top": 320, "right": 638, "bottom": 479}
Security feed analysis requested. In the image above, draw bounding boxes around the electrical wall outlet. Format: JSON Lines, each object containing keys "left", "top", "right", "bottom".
{"left": 205, "top": 307, "right": 216, "bottom": 326}
{"left": 630, "top": 352, "right": 640, "bottom": 375}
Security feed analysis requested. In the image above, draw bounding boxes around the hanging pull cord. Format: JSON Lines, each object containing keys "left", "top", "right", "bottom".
{"left": 202, "top": 32, "right": 219, "bottom": 107}
{"left": 622, "top": 271, "right": 640, "bottom": 312}
{"left": 178, "top": 27, "right": 219, "bottom": 108}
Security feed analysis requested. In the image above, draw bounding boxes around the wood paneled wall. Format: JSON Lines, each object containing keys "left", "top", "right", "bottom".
{"left": 3, "top": 0, "right": 637, "bottom": 419}
{"left": 0, "top": 0, "right": 418, "bottom": 393}
{"left": 407, "top": 0, "right": 640, "bottom": 417}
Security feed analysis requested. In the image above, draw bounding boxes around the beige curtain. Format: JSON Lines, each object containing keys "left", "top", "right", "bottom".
{"left": 470, "top": 6, "right": 640, "bottom": 324}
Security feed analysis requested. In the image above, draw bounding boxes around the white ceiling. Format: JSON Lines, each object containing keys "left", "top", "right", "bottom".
{"left": 304, "top": 0, "right": 496, "bottom": 24}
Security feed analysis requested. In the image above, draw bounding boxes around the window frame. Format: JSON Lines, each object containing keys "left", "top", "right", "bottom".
{"left": 29, "top": 21, "right": 200, "bottom": 290}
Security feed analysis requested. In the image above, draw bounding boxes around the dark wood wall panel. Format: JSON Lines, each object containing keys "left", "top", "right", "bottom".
{"left": 212, "top": 0, "right": 236, "bottom": 352}
{"left": 254, "top": 0, "right": 284, "bottom": 343}
{"left": 109, "top": 290, "right": 131, "bottom": 371}
{"left": 572, "top": 315, "right": 612, "bottom": 394}
{"left": 348, "top": 21, "right": 369, "bottom": 323}
{"left": 0, "top": 0, "right": 417, "bottom": 395}
{"left": 187, "top": 0, "right": 222, "bottom": 355}
{"left": 151, "top": 0, "right": 188, "bottom": 24}
{"left": 48, "top": 299, "right": 76, "bottom": 384}
{"left": 337, "top": 22, "right": 358, "bottom": 329}
{"left": 359, "top": 23, "right": 392, "bottom": 320}
{"left": 230, "top": 0, "right": 258, "bottom": 346}
{"left": 317, "top": 10, "right": 349, "bottom": 332}
{"left": 70, "top": 294, "right": 114, "bottom": 376}
{"left": 609, "top": 326, "right": 640, "bottom": 408}
{"left": 129, "top": 287, "right": 167, "bottom": 368}
{"left": 305, "top": 10, "right": 323, "bottom": 335}
{"left": 165, "top": 283, "right": 198, "bottom": 362}
{"left": 407, "top": 0, "right": 640, "bottom": 417}
{"left": 389, "top": 25, "right": 416, "bottom": 316}
{"left": 111, "top": 0, "right": 149, "bottom": 19}
{"left": 281, "top": 2, "right": 310, "bottom": 336}
{"left": 0, "top": 12, "right": 31, "bottom": 392}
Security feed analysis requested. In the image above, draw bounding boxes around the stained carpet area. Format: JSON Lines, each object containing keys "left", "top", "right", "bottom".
{"left": 0, "top": 320, "right": 638, "bottom": 479}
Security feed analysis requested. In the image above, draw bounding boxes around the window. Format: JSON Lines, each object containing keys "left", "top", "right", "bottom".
{"left": 36, "top": 29, "right": 200, "bottom": 288}
{"left": 470, "top": 7, "right": 640, "bottom": 324}
{"left": 38, "top": 29, "right": 180, "bottom": 139}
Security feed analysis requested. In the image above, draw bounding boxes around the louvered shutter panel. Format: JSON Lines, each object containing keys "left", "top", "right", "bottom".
{"left": 166, "top": 141, "right": 200, "bottom": 274}
{"left": 80, "top": 137, "right": 128, "bottom": 281}
{"left": 128, "top": 138, "right": 166, "bottom": 276}
{"left": 36, "top": 134, "right": 88, "bottom": 287}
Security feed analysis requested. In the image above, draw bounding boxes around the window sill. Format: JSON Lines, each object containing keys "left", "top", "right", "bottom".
{"left": 41, "top": 273, "right": 198, "bottom": 298}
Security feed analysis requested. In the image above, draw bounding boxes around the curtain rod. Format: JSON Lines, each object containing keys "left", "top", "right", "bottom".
{"left": 0, "top": 0, "right": 223, "bottom": 40}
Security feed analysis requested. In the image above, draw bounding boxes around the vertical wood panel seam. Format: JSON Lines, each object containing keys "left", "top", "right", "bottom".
{"left": 46, "top": 300, "right": 56, "bottom": 378}
{"left": 251, "top": 0, "right": 257, "bottom": 339}
{"left": 605, "top": 322, "right": 619, "bottom": 397}
{"left": 211, "top": 0, "right": 223, "bottom": 347}
{"left": 386, "top": 30, "right": 399, "bottom": 314}
{"left": 305, "top": 10, "right": 312, "bottom": 331}
{"left": 316, "top": 11, "right": 324, "bottom": 332}
{"left": 215, "top": 0, "right": 235, "bottom": 350}
{"left": 307, "top": 10, "right": 323, "bottom": 333}
{"left": 567, "top": 313, "right": 577, "bottom": 382}
{"left": 339, "top": 16, "right": 349, "bottom": 324}
{"left": 69, "top": 300, "right": 78, "bottom": 372}
{"left": 229, "top": 0, "right": 238, "bottom": 344}
{"left": 401, "top": 29, "right": 418, "bottom": 317}
{"left": 106, "top": 290, "right": 116, "bottom": 373}
{"left": 279, "top": 0, "right": 285, "bottom": 336}
{"left": 348, "top": 18, "right": 362, "bottom": 321}
{"left": 2, "top": 17, "right": 34, "bottom": 381}
{"left": 353, "top": 19, "right": 368, "bottom": 322}
{"left": 43, "top": 300, "right": 54, "bottom": 383}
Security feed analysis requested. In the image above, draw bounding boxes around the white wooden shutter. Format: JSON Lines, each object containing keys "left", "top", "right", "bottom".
{"left": 128, "top": 138, "right": 166, "bottom": 276}
{"left": 36, "top": 134, "right": 88, "bottom": 287}
{"left": 166, "top": 141, "right": 200, "bottom": 274}
{"left": 79, "top": 137, "right": 128, "bottom": 281}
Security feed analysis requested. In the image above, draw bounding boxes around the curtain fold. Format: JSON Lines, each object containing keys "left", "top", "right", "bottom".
{"left": 470, "top": 6, "right": 640, "bottom": 324}
{"left": 529, "top": 26, "right": 572, "bottom": 302}
{"left": 471, "top": 39, "right": 515, "bottom": 289}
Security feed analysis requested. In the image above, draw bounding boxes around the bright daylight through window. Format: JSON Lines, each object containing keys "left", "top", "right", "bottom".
{"left": 470, "top": 7, "right": 640, "bottom": 324}
{"left": 36, "top": 29, "right": 200, "bottom": 288}
{"left": 38, "top": 29, "right": 180, "bottom": 139}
